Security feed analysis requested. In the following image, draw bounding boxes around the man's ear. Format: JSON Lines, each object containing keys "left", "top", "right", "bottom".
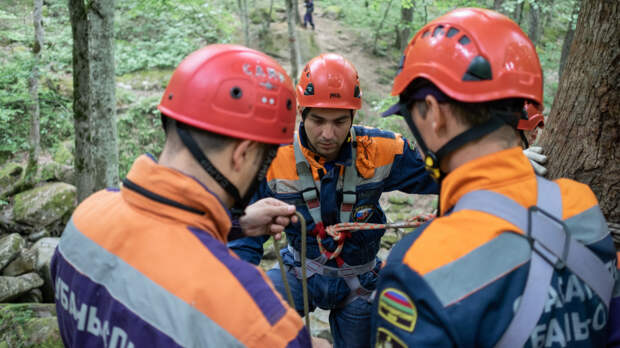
{"left": 231, "top": 140, "right": 261, "bottom": 172}
{"left": 425, "top": 95, "right": 446, "bottom": 136}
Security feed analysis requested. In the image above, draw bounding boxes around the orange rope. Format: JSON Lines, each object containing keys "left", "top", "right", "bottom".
{"left": 317, "top": 213, "right": 436, "bottom": 260}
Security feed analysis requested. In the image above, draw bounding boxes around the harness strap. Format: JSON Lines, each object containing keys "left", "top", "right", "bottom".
{"left": 288, "top": 245, "right": 375, "bottom": 278}
{"left": 293, "top": 128, "right": 358, "bottom": 226}
{"left": 451, "top": 177, "right": 613, "bottom": 348}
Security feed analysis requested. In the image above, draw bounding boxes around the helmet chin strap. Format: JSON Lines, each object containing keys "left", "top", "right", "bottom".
{"left": 398, "top": 102, "right": 516, "bottom": 182}
{"left": 176, "top": 124, "right": 277, "bottom": 219}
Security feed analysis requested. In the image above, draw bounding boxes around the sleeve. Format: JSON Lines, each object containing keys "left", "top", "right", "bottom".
{"left": 371, "top": 238, "right": 458, "bottom": 347}
{"left": 227, "top": 178, "right": 272, "bottom": 265}
{"left": 608, "top": 252, "right": 620, "bottom": 347}
{"left": 383, "top": 137, "right": 439, "bottom": 195}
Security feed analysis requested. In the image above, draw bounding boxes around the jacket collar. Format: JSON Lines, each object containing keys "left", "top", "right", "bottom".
{"left": 440, "top": 147, "right": 536, "bottom": 215}
{"left": 122, "top": 155, "right": 232, "bottom": 243}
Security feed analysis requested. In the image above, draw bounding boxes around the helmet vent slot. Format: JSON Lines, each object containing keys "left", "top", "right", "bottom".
{"left": 304, "top": 82, "right": 315, "bottom": 96}
{"left": 458, "top": 35, "right": 471, "bottom": 45}
{"left": 422, "top": 30, "right": 430, "bottom": 38}
{"left": 433, "top": 25, "right": 445, "bottom": 37}
{"left": 446, "top": 27, "right": 459, "bottom": 38}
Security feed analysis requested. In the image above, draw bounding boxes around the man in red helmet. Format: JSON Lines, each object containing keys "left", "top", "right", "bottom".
{"left": 374, "top": 8, "right": 620, "bottom": 347}
{"left": 50, "top": 45, "right": 317, "bottom": 347}
{"left": 230, "top": 53, "right": 439, "bottom": 348}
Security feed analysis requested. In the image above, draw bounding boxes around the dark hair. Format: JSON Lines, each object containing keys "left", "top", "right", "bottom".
{"left": 162, "top": 115, "right": 235, "bottom": 152}
{"left": 403, "top": 78, "right": 522, "bottom": 128}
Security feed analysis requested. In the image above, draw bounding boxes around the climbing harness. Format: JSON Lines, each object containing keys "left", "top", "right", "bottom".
{"left": 450, "top": 176, "right": 613, "bottom": 348}
{"left": 273, "top": 211, "right": 435, "bottom": 334}
{"left": 293, "top": 128, "right": 358, "bottom": 267}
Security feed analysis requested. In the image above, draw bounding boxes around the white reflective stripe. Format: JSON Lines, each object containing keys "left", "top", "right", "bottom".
{"left": 58, "top": 219, "right": 244, "bottom": 348}
{"left": 451, "top": 177, "right": 613, "bottom": 348}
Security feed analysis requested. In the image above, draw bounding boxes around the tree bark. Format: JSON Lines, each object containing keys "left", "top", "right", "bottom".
{"left": 237, "top": 0, "right": 250, "bottom": 47}
{"left": 397, "top": 1, "right": 413, "bottom": 51}
{"left": 294, "top": 0, "right": 301, "bottom": 25}
{"left": 493, "top": 0, "right": 504, "bottom": 12}
{"left": 285, "top": 0, "right": 302, "bottom": 82}
{"left": 373, "top": 0, "right": 395, "bottom": 54}
{"left": 513, "top": 0, "right": 525, "bottom": 25}
{"left": 68, "top": 0, "right": 119, "bottom": 202}
{"left": 538, "top": 0, "right": 619, "bottom": 223}
{"left": 559, "top": 1, "right": 579, "bottom": 79}
{"left": 28, "top": 0, "right": 43, "bottom": 171}
{"left": 528, "top": 0, "right": 541, "bottom": 46}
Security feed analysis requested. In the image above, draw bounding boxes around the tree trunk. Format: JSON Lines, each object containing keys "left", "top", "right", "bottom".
{"left": 513, "top": 0, "right": 525, "bottom": 25}
{"left": 237, "top": 0, "right": 250, "bottom": 47}
{"left": 68, "top": 0, "right": 119, "bottom": 202}
{"left": 294, "top": 0, "right": 301, "bottom": 25}
{"left": 493, "top": 0, "right": 504, "bottom": 12}
{"left": 285, "top": 0, "right": 302, "bottom": 82}
{"left": 538, "top": 0, "right": 619, "bottom": 224}
{"left": 397, "top": 2, "right": 413, "bottom": 51}
{"left": 559, "top": 1, "right": 579, "bottom": 79}
{"left": 28, "top": 0, "right": 43, "bottom": 173}
{"left": 528, "top": 0, "right": 541, "bottom": 46}
{"left": 373, "top": 0, "right": 395, "bottom": 54}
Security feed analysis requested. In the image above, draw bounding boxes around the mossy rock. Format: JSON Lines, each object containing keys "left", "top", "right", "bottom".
{"left": 0, "top": 233, "right": 26, "bottom": 271}
{"left": 323, "top": 6, "right": 344, "bottom": 19}
{"left": 387, "top": 194, "right": 410, "bottom": 205}
{"left": 298, "top": 28, "right": 321, "bottom": 62}
{"left": 0, "top": 162, "right": 26, "bottom": 200}
{"left": 0, "top": 303, "right": 62, "bottom": 348}
{"left": 117, "top": 69, "right": 173, "bottom": 91}
{"left": 13, "top": 183, "right": 76, "bottom": 228}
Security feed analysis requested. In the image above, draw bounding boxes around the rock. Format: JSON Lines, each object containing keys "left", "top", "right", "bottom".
{"left": 0, "top": 303, "right": 62, "bottom": 348}
{"left": 0, "top": 162, "right": 26, "bottom": 200}
{"left": 28, "top": 228, "right": 51, "bottom": 242}
{"left": 322, "top": 5, "right": 344, "bottom": 19}
{"left": 13, "top": 183, "right": 76, "bottom": 227}
{"left": 309, "top": 308, "right": 332, "bottom": 342}
{"left": 16, "top": 288, "right": 43, "bottom": 303}
{"left": 387, "top": 194, "right": 410, "bottom": 205}
{"left": 0, "top": 273, "right": 44, "bottom": 302}
{"left": 377, "top": 247, "right": 390, "bottom": 261}
{"left": 32, "top": 237, "right": 60, "bottom": 302}
{"left": 2, "top": 248, "right": 37, "bottom": 276}
{"left": 0, "top": 233, "right": 26, "bottom": 271}
{"left": 380, "top": 230, "right": 400, "bottom": 249}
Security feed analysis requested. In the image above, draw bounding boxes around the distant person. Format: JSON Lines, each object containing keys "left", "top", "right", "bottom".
{"left": 374, "top": 8, "right": 620, "bottom": 347}
{"left": 304, "top": 0, "right": 315, "bottom": 30}
{"left": 51, "top": 44, "right": 318, "bottom": 347}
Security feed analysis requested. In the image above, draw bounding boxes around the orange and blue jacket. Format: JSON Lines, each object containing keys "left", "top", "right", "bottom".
{"left": 371, "top": 147, "right": 620, "bottom": 347}
{"left": 230, "top": 124, "right": 438, "bottom": 305}
{"left": 51, "top": 154, "right": 310, "bottom": 348}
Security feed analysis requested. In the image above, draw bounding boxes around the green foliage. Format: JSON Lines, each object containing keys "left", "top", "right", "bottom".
{"left": 117, "top": 95, "right": 166, "bottom": 178}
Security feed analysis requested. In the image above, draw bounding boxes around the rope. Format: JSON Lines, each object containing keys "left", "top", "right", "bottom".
{"left": 273, "top": 212, "right": 310, "bottom": 332}
{"left": 273, "top": 212, "right": 435, "bottom": 335}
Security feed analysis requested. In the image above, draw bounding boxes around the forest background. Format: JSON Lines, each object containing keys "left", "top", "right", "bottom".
{"left": 0, "top": 0, "right": 581, "bottom": 182}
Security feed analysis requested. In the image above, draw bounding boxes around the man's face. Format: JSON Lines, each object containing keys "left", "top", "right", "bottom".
{"left": 304, "top": 107, "right": 352, "bottom": 161}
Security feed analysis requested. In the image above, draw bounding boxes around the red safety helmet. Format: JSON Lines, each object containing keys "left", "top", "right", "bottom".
{"left": 158, "top": 44, "right": 296, "bottom": 145}
{"left": 297, "top": 53, "right": 362, "bottom": 110}
{"left": 391, "top": 8, "right": 542, "bottom": 105}
{"left": 518, "top": 101, "right": 545, "bottom": 131}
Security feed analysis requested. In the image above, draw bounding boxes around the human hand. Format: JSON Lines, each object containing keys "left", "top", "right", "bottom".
{"left": 523, "top": 146, "right": 548, "bottom": 176}
{"left": 311, "top": 337, "right": 332, "bottom": 348}
{"left": 239, "top": 198, "right": 298, "bottom": 240}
